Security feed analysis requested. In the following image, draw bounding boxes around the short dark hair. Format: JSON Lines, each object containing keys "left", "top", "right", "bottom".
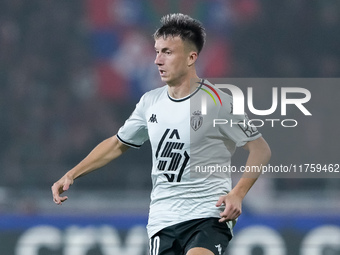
{"left": 154, "top": 13, "right": 206, "bottom": 54}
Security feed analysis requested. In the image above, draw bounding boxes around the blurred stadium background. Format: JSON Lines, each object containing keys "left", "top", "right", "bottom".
{"left": 0, "top": 0, "right": 340, "bottom": 254}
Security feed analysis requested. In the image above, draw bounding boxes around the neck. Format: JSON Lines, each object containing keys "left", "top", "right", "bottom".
{"left": 167, "top": 72, "right": 200, "bottom": 99}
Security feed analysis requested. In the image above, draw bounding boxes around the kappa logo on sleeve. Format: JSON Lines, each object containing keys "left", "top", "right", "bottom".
{"left": 149, "top": 114, "right": 158, "bottom": 123}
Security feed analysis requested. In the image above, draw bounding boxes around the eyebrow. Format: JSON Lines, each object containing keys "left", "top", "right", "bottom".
{"left": 154, "top": 47, "right": 172, "bottom": 52}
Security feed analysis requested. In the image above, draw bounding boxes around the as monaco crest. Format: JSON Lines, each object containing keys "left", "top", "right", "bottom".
{"left": 191, "top": 110, "right": 203, "bottom": 131}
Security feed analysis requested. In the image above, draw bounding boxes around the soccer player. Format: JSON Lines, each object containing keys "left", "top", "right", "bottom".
{"left": 52, "top": 13, "right": 271, "bottom": 255}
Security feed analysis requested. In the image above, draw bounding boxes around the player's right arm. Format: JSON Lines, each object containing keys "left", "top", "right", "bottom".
{"left": 51, "top": 135, "right": 129, "bottom": 205}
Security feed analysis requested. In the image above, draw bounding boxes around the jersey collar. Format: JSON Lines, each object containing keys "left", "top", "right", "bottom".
{"left": 167, "top": 79, "right": 204, "bottom": 102}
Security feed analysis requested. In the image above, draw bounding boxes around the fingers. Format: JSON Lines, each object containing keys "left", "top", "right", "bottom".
{"left": 216, "top": 194, "right": 242, "bottom": 222}
{"left": 218, "top": 204, "right": 241, "bottom": 222}
{"left": 51, "top": 178, "right": 72, "bottom": 205}
{"left": 51, "top": 183, "right": 63, "bottom": 205}
{"left": 63, "top": 183, "right": 70, "bottom": 192}
{"left": 53, "top": 194, "right": 68, "bottom": 205}
{"left": 215, "top": 196, "right": 224, "bottom": 207}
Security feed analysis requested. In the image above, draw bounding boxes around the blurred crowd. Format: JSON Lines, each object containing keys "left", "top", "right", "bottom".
{"left": 0, "top": 0, "right": 339, "bottom": 192}
{"left": 0, "top": 0, "right": 121, "bottom": 188}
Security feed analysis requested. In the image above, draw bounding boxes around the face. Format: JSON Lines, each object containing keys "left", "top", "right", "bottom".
{"left": 154, "top": 36, "right": 195, "bottom": 86}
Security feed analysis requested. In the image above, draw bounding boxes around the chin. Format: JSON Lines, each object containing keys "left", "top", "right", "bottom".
{"left": 160, "top": 77, "right": 169, "bottom": 83}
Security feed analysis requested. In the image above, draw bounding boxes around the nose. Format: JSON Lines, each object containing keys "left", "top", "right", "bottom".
{"left": 154, "top": 53, "right": 163, "bottom": 66}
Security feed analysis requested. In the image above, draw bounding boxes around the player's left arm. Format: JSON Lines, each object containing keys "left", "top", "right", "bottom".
{"left": 216, "top": 136, "right": 271, "bottom": 222}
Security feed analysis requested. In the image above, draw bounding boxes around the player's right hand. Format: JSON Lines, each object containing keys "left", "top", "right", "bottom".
{"left": 51, "top": 175, "right": 74, "bottom": 205}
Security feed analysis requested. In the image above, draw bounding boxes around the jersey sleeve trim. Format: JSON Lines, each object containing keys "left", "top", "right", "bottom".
{"left": 235, "top": 132, "right": 262, "bottom": 147}
{"left": 116, "top": 134, "right": 142, "bottom": 149}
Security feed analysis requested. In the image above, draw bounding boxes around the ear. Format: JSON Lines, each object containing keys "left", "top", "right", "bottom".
{"left": 187, "top": 51, "right": 198, "bottom": 67}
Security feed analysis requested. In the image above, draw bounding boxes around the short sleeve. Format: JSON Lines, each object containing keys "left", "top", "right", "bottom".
{"left": 218, "top": 95, "right": 262, "bottom": 147}
{"left": 117, "top": 95, "right": 149, "bottom": 148}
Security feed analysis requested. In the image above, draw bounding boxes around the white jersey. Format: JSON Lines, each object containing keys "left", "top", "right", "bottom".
{"left": 117, "top": 80, "right": 261, "bottom": 238}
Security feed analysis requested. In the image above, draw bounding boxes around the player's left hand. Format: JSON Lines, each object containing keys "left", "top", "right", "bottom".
{"left": 215, "top": 191, "right": 242, "bottom": 222}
